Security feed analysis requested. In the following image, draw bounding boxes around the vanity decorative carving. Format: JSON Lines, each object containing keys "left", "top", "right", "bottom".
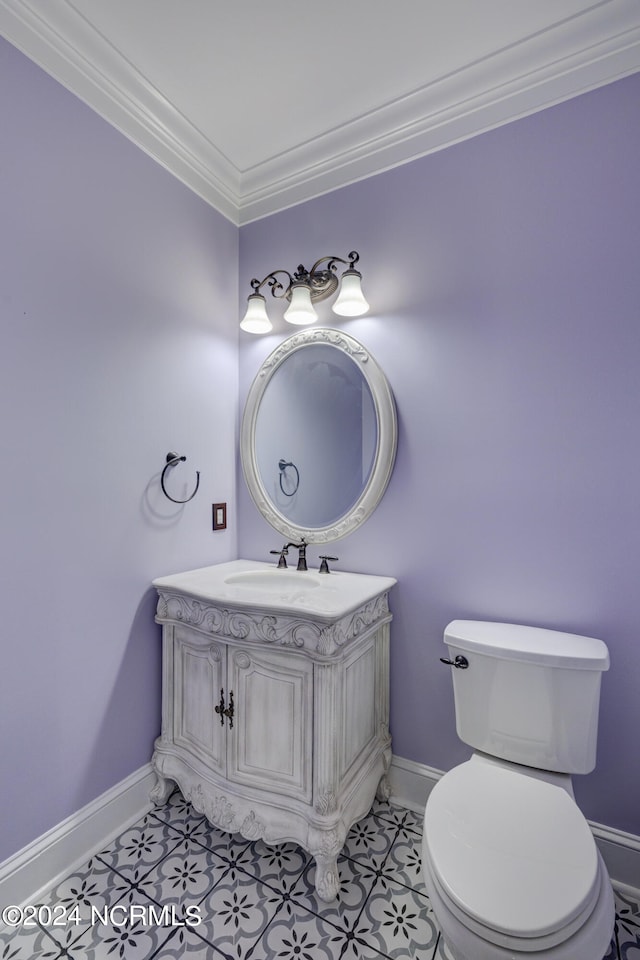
{"left": 156, "top": 589, "right": 391, "bottom": 655}
{"left": 150, "top": 560, "right": 395, "bottom": 901}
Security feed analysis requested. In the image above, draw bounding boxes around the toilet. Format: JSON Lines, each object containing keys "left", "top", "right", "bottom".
{"left": 422, "top": 620, "right": 615, "bottom": 960}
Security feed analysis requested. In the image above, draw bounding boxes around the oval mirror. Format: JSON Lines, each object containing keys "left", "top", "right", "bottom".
{"left": 241, "top": 328, "right": 397, "bottom": 543}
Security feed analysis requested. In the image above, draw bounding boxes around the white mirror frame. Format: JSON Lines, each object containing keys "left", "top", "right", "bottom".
{"left": 241, "top": 328, "right": 397, "bottom": 543}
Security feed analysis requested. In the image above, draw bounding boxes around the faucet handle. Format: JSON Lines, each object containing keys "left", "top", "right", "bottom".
{"left": 318, "top": 555, "right": 338, "bottom": 574}
{"left": 270, "top": 546, "right": 289, "bottom": 568}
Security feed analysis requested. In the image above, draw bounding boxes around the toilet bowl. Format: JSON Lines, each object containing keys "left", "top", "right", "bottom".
{"left": 422, "top": 620, "right": 614, "bottom": 960}
{"left": 422, "top": 754, "right": 615, "bottom": 959}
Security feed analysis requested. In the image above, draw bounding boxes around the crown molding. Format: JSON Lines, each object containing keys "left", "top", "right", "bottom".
{"left": 238, "top": 1, "right": 640, "bottom": 223}
{"left": 2, "top": 0, "right": 639, "bottom": 226}
{"left": 0, "top": 0, "right": 241, "bottom": 222}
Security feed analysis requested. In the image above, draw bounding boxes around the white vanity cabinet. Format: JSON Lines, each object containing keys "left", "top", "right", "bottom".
{"left": 150, "top": 560, "right": 395, "bottom": 901}
{"left": 172, "top": 628, "right": 313, "bottom": 803}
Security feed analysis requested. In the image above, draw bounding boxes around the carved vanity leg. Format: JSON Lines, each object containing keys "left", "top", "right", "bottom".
{"left": 308, "top": 826, "right": 343, "bottom": 902}
{"left": 149, "top": 770, "right": 174, "bottom": 805}
{"left": 375, "top": 736, "right": 393, "bottom": 802}
{"left": 376, "top": 773, "right": 391, "bottom": 802}
{"left": 314, "top": 852, "right": 340, "bottom": 902}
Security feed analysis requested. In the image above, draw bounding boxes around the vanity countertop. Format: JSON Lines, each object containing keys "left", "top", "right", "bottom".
{"left": 153, "top": 559, "right": 396, "bottom": 621}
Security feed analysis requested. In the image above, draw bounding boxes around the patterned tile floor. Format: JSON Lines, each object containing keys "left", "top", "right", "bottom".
{"left": 2, "top": 790, "right": 639, "bottom": 959}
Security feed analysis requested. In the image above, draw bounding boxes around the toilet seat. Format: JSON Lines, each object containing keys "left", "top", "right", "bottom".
{"left": 424, "top": 756, "right": 600, "bottom": 945}
{"left": 424, "top": 847, "right": 610, "bottom": 954}
{"left": 423, "top": 848, "right": 614, "bottom": 958}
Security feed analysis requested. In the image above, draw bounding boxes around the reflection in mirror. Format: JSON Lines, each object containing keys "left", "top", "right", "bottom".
{"left": 241, "top": 328, "right": 397, "bottom": 543}
{"left": 255, "top": 344, "right": 376, "bottom": 527}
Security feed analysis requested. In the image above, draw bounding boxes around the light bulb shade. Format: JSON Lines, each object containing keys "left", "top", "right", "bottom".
{"left": 332, "top": 269, "right": 369, "bottom": 317}
{"left": 284, "top": 283, "right": 318, "bottom": 325}
{"left": 240, "top": 293, "right": 272, "bottom": 334}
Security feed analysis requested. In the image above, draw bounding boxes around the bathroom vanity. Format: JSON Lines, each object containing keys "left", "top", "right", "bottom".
{"left": 150, "top": 559, "right": 395, "bottom": 901}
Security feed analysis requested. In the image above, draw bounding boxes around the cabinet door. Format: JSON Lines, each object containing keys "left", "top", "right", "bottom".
{"left": 227, "top": 647, "right": 313, "bottom": 803}
{"left": 173, "top": 627, "right": 226, "bottom": 775}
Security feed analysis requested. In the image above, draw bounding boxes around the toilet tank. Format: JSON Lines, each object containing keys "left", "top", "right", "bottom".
{"left": 444, "top": 620, "right": 610, "bottom": 774}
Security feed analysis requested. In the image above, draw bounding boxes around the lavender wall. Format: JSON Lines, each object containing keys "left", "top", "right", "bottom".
{"left": 2, "top": 30, "right": 638, "bottom": 866}
{"left": 0, "top": 39, "right": 239, "bottom": 863}
{"left": 239, "top": 73, "right": 640, "bottom": 837}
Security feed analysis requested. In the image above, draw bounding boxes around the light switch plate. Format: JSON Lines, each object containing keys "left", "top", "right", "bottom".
{"left": 212, "top": 503, "right": 227, "bottom": 530}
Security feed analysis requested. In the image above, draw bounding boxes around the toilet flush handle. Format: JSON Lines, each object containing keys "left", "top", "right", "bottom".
{"left": 440, "top": 655, "right": 469, "bottom": 669}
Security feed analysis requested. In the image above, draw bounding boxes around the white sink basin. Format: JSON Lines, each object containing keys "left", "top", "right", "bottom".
{"left": 224, "top": 570, "right": 321, "bottom": 591}
{"left": 153, "top": 560, "right": 396, "bottom": 619}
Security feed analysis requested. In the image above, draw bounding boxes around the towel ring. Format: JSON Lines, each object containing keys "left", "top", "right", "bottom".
{"left": 161, "top": 452, "right": 200, "bottom": 504}
{"left": 278, "top": 458, "right": 300, "bottom": 497}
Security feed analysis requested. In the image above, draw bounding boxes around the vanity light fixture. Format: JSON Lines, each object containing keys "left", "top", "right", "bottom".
{"left": 240, "top": 250, "right": 369, "bottom": 334}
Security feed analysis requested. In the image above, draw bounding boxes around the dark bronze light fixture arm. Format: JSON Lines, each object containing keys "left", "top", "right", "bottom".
{"left": 249, "top": 251, "right": 361, "bottom": 305}
{"left": 309, "top": 250, "right": 360, "bottom": 276}
{"left": 240, "top": 249, "right": 367, "bottom": 332}
{"left": 250, "top": 270, "right": 294, "bottom": 300}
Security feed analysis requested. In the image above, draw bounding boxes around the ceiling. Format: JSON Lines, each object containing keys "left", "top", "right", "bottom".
{"left": 2, "top": 0, "right": 639, "bottom": 224}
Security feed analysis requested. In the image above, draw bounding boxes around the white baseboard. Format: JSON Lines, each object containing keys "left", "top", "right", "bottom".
{"left": 0, "top": 764, "right": 156, "bottom": 915}
{"left": 389, "top": 755, "right": 640, "bottom": 894}
{"left": 591, "top": 821, "right": 640, "bottom": 893}
{"left": 388, "top": 754, "right": 443, "bottom": 812}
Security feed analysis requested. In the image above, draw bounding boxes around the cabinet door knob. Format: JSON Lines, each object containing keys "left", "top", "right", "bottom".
{"left": 223, "top": 690, "right": 234, "bottom": 729}
{"left": 214, "top": 688, "right": 226, "bottom": 725}
{"left": 214, "top": 688, "right": 234, "bottom": 728}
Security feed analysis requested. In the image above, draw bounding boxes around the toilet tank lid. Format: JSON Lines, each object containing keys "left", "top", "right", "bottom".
{"left": 444, "top": 620, "right": 610, "bottom": 670}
